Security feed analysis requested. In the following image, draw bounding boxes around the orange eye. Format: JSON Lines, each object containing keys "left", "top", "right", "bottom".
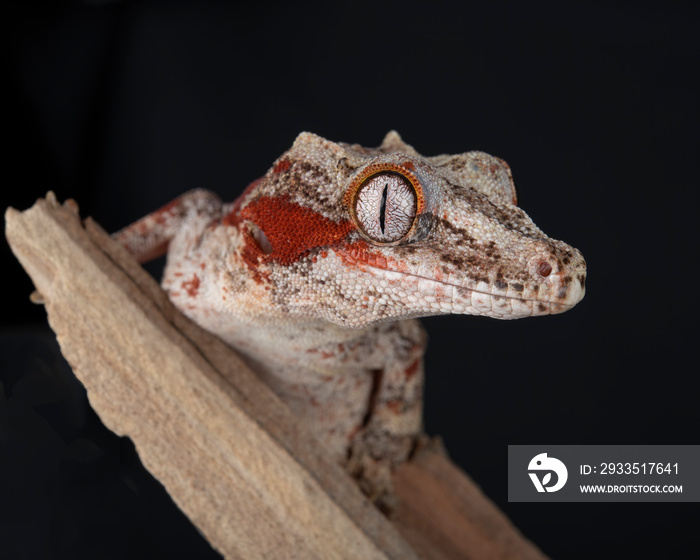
{"left": 346, "top": 160, "right": 426, "bottom": 245}
{"left": 353, "top": 172, "right": 417, "bottom": 243}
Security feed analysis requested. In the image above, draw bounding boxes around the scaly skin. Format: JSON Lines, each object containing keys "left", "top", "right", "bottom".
{"left": 114, "top": 131, "right": 586, "bottom": 502}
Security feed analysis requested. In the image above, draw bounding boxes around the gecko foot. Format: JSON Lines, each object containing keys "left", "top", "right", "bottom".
{"left": 346, "top": 440, "right": 399, "bottom": 516}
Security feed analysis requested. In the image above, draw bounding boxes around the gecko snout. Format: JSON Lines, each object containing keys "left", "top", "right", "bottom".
{"left": 528, "top": 243, "right": 586, "bottom": 309}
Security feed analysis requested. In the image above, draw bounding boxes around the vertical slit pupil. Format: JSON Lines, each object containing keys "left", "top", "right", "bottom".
{"left": 379, "top": 183, "right": 387, "bottom": 234}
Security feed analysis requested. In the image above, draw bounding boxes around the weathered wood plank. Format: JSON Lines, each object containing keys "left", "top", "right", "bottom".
{"left": 6, "top": 194, "right": 415, "bottom": 560}
{"left": 6, "top": 194, "right": 548, "bottom": 560}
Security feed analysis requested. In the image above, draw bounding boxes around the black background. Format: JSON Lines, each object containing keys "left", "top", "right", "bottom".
{"left": 2, "top": 1, "right": 698, "bottom": 558}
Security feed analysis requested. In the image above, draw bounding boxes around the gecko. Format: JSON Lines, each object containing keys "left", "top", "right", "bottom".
{"left": 114, "top": 131, "right": 586, "bottom": 505}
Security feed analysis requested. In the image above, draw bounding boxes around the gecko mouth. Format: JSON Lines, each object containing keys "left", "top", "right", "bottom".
{"left": 357, "top": 262, "right": 586, "bottom": 319}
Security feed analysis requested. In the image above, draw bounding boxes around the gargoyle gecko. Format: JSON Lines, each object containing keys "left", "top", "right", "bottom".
{"left": 115, "top": 131, "right": 586, "bottom": 502}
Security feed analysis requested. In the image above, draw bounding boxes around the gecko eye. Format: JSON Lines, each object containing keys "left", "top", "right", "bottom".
{"left": 353, "top": 172, "right": 417, "bottom": 243}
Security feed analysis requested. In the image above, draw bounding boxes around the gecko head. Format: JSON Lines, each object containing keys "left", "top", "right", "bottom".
{"left": 234, "top": 132, "right": 586, "bottom": 328}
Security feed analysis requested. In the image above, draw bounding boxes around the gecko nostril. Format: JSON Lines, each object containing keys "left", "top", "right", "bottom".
{"left": 537, "top": 261, "right": 553, "bottom": 278}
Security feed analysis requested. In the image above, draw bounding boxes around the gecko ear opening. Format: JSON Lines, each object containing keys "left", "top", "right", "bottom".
{"left": 250, "top": 223, "right": 273, "bottom": 254}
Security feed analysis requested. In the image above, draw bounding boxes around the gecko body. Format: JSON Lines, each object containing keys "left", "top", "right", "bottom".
{"left": 115, "top": 132, "right": 586, "bottom": 499}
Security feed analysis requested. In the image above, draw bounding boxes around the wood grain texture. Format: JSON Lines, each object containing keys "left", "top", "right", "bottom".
{"left": 5, "top": 194, "right": 547, "bottom": 560}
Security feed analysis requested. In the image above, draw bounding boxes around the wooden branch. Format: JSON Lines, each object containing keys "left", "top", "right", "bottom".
{"left": 5, "top": 194, "right": 547, "bottom": 560}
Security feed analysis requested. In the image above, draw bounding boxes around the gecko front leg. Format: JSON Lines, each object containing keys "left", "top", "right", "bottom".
{"left": 114, "top": 189, "right": 223, "bottom": 263}
{"left": 341, "top": 319, "right": 427, "bottom": 510}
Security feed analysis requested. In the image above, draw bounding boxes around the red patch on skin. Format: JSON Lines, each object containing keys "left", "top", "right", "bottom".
{"left": 401, "top": 161, "right": 415, "bottom": 171}
{"left": 240, "top": 196, "right": 355, "bottom": 266}
{"left": 273, "top": 159, "right": 292, "bottom": 173}
{"left": 434, "top": 282, "right": 446, "bottom": 299}
{"left": 336, "top": 240, "right": 409, "bottom": 273}
{"left": 181, "top": 274, "right": 200, "bottom": 298}
{"left": 386, "top": 400, "right": 403, "bottom": 414}
{"left": 405, "top": 358, "right": 420, "bottom": 380}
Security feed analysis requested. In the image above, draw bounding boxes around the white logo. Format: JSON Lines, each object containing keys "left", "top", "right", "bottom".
{"left": 528, "top": 453, "right": 568, "bottom": 492}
